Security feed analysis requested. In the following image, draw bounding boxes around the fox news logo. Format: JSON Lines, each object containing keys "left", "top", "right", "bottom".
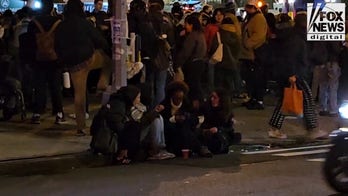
{"left": 307, "top": 3, "right": 345, "bottom": 41}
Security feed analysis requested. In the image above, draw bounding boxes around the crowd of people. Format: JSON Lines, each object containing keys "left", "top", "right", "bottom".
{"left": 0, "top": 0, "right": 348, "bottom": 163}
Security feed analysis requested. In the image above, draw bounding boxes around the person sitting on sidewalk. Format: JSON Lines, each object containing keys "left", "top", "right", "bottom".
{"left": 198, "top": 89, "right": 241, "bottom": 154}
{"left": 160, "top": 81, "right": 213, "bottom": 158}
{"left": 106, "top": 85, "right": 174, "bottom": 164}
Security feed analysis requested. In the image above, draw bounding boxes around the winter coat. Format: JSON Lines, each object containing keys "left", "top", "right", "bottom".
{"left": 54, "top": 15, "right": 108, "bottom": 67}
{"left": 200, "top": 101, "right": 234, "bottom": 130}
{"left": 106, "top": 88, "right": 160, "bottom": 136}
{"left": 240, "top": 11, "right": 268, "bottom": 60}
{"left": 175, "top": 30, "right": 207, "bottom": 68}
{"left": 272, "top": 22, "right": 309, "bottom": 81}
{"left": 225, "top": 13, "right": 241, "bottom": 38}
{"left": 210, "top": 24, "right": 241, "bottom": 70}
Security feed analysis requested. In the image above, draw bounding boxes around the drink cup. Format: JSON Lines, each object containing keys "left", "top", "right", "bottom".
{"left": 63, "top": 72, "right": 71, "bottom": 88}
{"left": 182, "top": 149, "right": 190, "bottom": 159}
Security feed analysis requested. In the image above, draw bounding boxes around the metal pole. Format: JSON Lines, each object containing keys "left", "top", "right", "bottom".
{"left": 111, "top": 0, "right": 127, "bottom": 91}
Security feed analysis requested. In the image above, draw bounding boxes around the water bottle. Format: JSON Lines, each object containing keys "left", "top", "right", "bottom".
{"left": 63, "top": 72, "right": 71, "bottom": 88}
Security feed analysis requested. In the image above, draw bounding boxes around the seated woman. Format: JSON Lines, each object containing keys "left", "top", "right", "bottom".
{"left": 160, "top": 81, "right": 212, "bottom": 157}
{"left": 105, "top": 85, "right": 173, "bottom": 164}
{"left": 199, "top": 89, "right": 241, "bottom": 154}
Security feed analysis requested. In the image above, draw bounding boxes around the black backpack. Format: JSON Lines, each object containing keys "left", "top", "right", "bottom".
{"left": 90, "top": 105, "right": 118, "bottom": 156}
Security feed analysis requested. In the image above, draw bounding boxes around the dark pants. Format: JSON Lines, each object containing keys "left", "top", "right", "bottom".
{"left": 240, "top": 59, "right": 266, "bottom": 101}
{"left": 182, "top": 60, "right": 206, "bottom": 101}
{"left": 164, "top": 121, "right": 201, "bottom": 156}
{"left": 32, "top": 62, "right": 63, "bottom": 115}
{"left": 118, "top": 122, "right": 141, "bottom": 159}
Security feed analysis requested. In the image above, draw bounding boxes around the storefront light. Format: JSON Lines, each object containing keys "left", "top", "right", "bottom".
{"left": 34, "top": 1, "right": 41, "bottom": 9}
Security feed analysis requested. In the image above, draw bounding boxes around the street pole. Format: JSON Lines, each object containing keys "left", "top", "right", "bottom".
{"left": 111, "top": 0, "right": 127, "bottom": 91}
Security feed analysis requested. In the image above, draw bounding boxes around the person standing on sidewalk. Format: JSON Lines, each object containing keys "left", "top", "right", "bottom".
{"left": 318, "top": 42, "right": 342, "bottom": 117}
{"left": 27, "top": 0, "right": 65, "bottom": 125}
{"left": 239, "top": 0, "right": 268, "bottom": 110}
{"left": 55, "top": 0, "right": 112, "bottom": 136}
{"left": 268, "top": 13, "right": 327, "bottom": 140}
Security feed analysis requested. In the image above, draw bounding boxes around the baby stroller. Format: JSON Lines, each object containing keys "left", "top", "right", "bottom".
{"left": 0, "top": 55, "right": 26, "bottom": 121}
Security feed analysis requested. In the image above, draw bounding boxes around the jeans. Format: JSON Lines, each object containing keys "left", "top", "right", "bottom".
{"left": 144, "top": 59, "right": 167, "bottom": 108}
{"left": 70, "top": 49, "right": 112, "bottom": 131}
{"left": 319, "top": 62, "right": 341, "bottom": 113}
{"left": 141, "top": 115, "right": 166, "bottom": 154}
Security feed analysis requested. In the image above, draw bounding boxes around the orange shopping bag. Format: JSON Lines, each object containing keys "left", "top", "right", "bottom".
{"left": 281, "top": 82, "right": 303, "bottom": 116}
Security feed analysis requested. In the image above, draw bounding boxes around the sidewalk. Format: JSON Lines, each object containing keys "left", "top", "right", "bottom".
{"left": 0, "top": 94, "right": 339, "bottom": 163}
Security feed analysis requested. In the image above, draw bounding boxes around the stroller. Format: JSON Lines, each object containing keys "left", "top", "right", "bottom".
{"left": 0, "top": 55, "right": 26, "bottom": 121}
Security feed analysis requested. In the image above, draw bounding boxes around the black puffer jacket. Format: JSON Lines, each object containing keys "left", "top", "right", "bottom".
{"left": 54, "top": 15, "right": 108, "bottom": 67}
{"left": 272, "top": 23, "right": 309, "bottom": 81}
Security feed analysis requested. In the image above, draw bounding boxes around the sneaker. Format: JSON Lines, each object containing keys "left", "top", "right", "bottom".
{"left": 31, "top": 114, "right": 41, "bottom": 124}
{"left": 147, "top": 150, "right": 176, "bottom": 160}
{"left": 68, "top": 113, "right": 90, "bottom": 120}
{"left": 268, "top": 128, "right": 287, "bottom": 139}
{"left": 76, "top": 130, "right": 86, "bottom": 137}
{"left": 308, "top": 129, "right": 328, "bottom": 140}
{"left": 55, "top": 112, "right": 67, "bottom": 125}
{"left": 199, "top": 146, "right": 213, "bottom": 158}
{"left": 246, "top": 101, "right": 265, "bottom": 110}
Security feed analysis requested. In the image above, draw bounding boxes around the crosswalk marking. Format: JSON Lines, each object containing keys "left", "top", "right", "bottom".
{"left": 241, "top": 144, "right": 332, "bottom": 155}
{"left": 272, "top": 149, "right": 329, "bottom": 157}
{"left": 306, "top": 158, "right": 326, "bottom": 162}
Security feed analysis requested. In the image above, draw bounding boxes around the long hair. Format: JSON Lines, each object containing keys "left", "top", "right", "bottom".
{"left": 185, "top": 14, "right": 203, "bottom": 32}
{"left": 211, "top": 8, "right": 225, "bottom": 24}
{"left": 64, "top": 0, "right": 86, "bottom": 18}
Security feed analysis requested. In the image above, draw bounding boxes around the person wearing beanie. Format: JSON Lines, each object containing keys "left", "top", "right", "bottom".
{"left": 224, "top": 2, "right": 242, "bottom": 38}
{"left": 200, "top": 5, "right": 212, "bottom": 27}
{"left": 106, "top": 85, "right": 174, "bottom": 164}
{"left": 239, "top": 0, "right": 268, "bottom": 110}
{"left": 171, "top": 2, "right": 184, "bottom": 25}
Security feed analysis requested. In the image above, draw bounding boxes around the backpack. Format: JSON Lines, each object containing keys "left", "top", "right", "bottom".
{"left": 32, "top": 19, "right": 61, "bottom": 61}
{"left": 90, "top": 105, "right": 118, "bottom": 156}
{"left": 152, "top": 37, "right": 171, "bottom": 71}
{"left": 0, "top": 77, "right": 26, "bottom": 121}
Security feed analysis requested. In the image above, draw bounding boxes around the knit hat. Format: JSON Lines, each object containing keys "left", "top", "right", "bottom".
{"left": 246, "top": 0, "right": 258, "bottom": 7}
{"left": 148, "top": 0, "right": 164, "bottom": 9}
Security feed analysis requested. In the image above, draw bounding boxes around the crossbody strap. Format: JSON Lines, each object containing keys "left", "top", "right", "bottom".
{"left": 217, "top": 32, "right": 221, "bottom": 44}
{"left": 32, "top": 19, "right": 61, "bottom": 34}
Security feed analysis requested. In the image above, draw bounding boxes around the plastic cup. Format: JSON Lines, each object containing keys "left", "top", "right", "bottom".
{"left": 182, "top": 149, "right": 190, "bottom": 159}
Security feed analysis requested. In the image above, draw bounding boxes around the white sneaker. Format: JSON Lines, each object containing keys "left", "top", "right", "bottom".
{"left": 147, "top": 150, "right": 176, "bottom": 160}
{"left": 268, "top": 128, "right": 287, "bottom": 139}
{"left": 68, "top": 113, "right": 89, "bottom": 120}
